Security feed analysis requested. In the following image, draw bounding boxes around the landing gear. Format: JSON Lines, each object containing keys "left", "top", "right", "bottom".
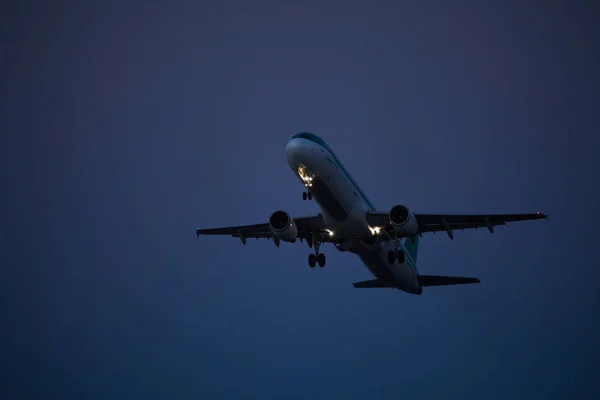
{"left": 396, "top": 250, "right": 405, "bottom": 263}
{"left": 317, "top": 253, "right": 326, "bottom": 267}
{"left": 387, "top": 232, "right": 405, "bottom": 264}
{"left": 308, "top": 252, "right": 326, "bottom": 267}
{"left": 302, "top": 191, "right": 312, "bottom": 200}
{"left": 308, "top": 232, "right": 325, "bottom": 267}
{"left": 387, "top": 250, "right": 395, "bottom": 264}
{"left": 387, "top": 249, "right": 405, "bottom": 264}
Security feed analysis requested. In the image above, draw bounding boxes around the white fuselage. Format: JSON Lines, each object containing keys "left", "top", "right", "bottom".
{"left": 286, "top": 137, "right": 421, "bottom": 294}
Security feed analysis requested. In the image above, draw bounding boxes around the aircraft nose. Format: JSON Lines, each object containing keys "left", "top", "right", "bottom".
{"left": 286, "top": 138, "right": 305, "bottom": 166}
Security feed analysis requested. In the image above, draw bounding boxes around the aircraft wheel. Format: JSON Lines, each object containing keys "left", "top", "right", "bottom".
{"left": 308, "top": 253, "right": 316, "bottom": 268}
{"left": 307, "top": 192, "right": 312, "bottom": 200}
{"left": 302, "top": 192, "right": 307, "bottom": 200}
{"left": 387, "top": 250, "right": 395, "bottom": 264}
{"left": 396, "top": 250, "right": 405, "bottom": 264}
{"left": 317, "top": 253, "right": 326, "bottom": 267}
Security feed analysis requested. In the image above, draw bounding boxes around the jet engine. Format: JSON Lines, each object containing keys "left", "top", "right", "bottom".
{"left": 269, "top": 210, "right": 298, "bottom": 242}
{"left": 389, "top": 205, "right": 419, "bottom": 236}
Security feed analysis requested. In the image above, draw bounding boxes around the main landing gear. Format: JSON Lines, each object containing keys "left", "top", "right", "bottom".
{"left": 387, "top": 249, "right": 405, "bottom": 264}
{"left": 302, "top": 191, "right": 312, "bottom": 200}
{"left": 307, "top": 232, "right": 326, "bottom": 268}
{"left": 387, "top": 232, "right": 405, "bottom": 264}
{"left": 308, "top": 253, "right": 326, "bottom": 268}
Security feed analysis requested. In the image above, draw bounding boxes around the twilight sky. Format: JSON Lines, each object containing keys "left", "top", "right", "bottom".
{"left": 2, "top": 1, "right": 599, "bottom": 399}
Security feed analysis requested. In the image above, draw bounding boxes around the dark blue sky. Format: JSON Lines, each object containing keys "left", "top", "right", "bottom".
{"left": 2, "top": 1, "right": 599, "bottom": 399}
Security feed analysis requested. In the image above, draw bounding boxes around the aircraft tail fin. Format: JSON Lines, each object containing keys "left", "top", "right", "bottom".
{"left": 404, "top": 235, "right": 419, "bottom": 263}
{"left": 418, "top": 275, "right": 480, "bottom": 287}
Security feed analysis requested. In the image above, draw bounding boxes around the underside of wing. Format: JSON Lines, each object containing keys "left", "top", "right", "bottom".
{"left": 367, "top": 210, "right": 548, "bottom": 240}
{"left": 414, "top": 212, "right": 548, "bottom": 238}
{"left": 196, "top": 213, "right": 332, "bottom": 242}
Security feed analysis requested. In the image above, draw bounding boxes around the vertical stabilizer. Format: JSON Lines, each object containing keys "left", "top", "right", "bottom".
{"left": 404, "top": 235, "right": 419, "bottom": 264}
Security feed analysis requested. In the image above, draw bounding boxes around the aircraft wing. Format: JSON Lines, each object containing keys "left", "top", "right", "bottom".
{"left": 367, "top": 211, "right": 548, "bottom": 240}
{"left": 196, "top": 214, "right": 330, "bottom": 242}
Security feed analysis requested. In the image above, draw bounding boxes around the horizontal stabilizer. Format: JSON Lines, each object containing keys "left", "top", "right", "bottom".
{"left": 418, "top": 275, "right": 480, "bottom": 287}
{"left": 353, "top": 279, "right": 391, "bottom": 288}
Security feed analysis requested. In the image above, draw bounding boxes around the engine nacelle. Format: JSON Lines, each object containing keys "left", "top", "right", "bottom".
{"left": 269, "top": 210, "right": 298, "bottom": 243}
{"left": 389, "top": 205, "right": 419, "bottom": 236}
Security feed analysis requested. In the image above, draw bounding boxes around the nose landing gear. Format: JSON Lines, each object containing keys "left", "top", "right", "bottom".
{"left": 302, "top": 191, "right": 312, "bottom": 200}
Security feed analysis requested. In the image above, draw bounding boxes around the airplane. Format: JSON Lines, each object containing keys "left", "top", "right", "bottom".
{"left": 196, "top": 132, "right": 548, "bottom": 295}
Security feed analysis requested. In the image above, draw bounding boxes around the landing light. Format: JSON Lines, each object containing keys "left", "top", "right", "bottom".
{"left": 326, "top": 229, "right": 334, "bottom": 236}
{"left": 369, "top": 226, "right": 381, "bottom": 235}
